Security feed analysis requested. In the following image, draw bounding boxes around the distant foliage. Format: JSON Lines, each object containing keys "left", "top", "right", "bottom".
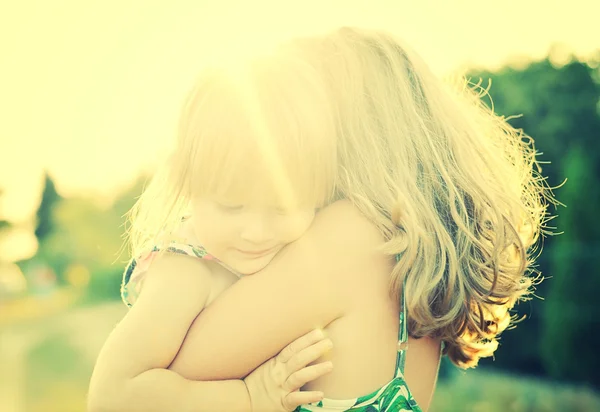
{"left": 35, "top": 174, "right": 62, "bottom": 242}
{"left": 468, "top": 55, "right": 600, "bottom": 386}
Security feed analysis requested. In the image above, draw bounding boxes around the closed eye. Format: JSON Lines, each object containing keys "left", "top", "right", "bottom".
{"left": 271, "top": 207, "right": 293, "bottom": 215}
{"left": 217, "top": 204, "right": 244, "bottom": 212}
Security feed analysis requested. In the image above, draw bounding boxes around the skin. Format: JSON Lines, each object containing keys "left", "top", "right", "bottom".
{"left": 170, "top": 200, "right": 442, "bottom": 411}
{"left": 88, "top": 199, "right": 440, "bottom": 412}
{"left": 87, "top": 194, "right": 325, "bottom": 412}
{"left": 189, "top": 197, "right": 316, "bottom": 276}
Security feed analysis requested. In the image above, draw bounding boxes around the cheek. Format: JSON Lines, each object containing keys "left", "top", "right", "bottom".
{"left": 278, "top": 211, "right": 315, "bottom": 241}
{"left": 189, "top": 210, "right": 234, "bottom": 245}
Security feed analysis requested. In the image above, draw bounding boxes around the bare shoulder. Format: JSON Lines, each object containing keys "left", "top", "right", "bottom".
{"left": 308, "top": 200, "right": 383, "bottom": 246}
{"left": 144, "top": 252, "right": 212, "bottom": 285}
{"left": 137, "top": 252, "right": 214, "bottom": 313}
{"left": 285, "top": 200, "right": 389, "bottom": 285}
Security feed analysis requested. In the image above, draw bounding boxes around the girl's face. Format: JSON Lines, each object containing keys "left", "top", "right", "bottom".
{"left": 189, "top": 197, "right": 316, "bottom": 275}
{"left": 178, "top": 54, "right": 336, "bottom": 275}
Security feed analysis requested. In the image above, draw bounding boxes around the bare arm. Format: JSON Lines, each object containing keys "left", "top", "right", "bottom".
{"left": 168, "top": 200, "right": 441, "bottom": 409}
{"left": 87, "top": 254, "right": 252, "bottom": 412}
{"left": 169, "top": 201, "right": 378, "bottom": 380}
{"left": 404, "top": 336, "right": 442, "bottom": 412}
{"left": 88, "top": 252, "right": 334, "bottom": 412}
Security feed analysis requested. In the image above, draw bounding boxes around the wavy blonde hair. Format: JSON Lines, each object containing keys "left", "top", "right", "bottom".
{"left": 126, "top": 51, "right": 337, "bottom": 259}
{"left": 282, "top": 27, "right": 554, "bottom": 368}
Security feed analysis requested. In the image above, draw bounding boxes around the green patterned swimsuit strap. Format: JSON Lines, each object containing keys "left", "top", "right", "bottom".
{"left": 395, "top": 254, "right": 409, "bottom": 377}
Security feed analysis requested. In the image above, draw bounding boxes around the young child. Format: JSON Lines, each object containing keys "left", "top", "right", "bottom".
{"left": 88, "top": 49, "right": 338, "bottom": 412}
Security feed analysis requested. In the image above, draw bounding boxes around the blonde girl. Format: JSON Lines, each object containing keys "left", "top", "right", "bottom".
{"left": 88, "top": 48, "right": 340, "bottom": 412}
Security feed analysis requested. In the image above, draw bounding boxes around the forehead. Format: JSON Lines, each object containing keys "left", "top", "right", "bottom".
{"left": 179, "top": 54, "right": 335, "bottom": 208}
{"left": 205, "top": 161, "right": 310, "bottom": 208}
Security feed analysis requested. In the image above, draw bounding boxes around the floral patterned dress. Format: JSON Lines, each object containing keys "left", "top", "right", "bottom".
{"left": 120, "top": 241, "right": 234, "bottom": 308}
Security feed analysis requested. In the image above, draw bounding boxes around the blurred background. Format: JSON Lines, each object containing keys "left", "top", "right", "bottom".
{"left": 1, "top": 1, "right": 599, "bottom": 411}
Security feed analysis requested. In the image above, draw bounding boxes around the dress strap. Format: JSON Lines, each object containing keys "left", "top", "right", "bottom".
{"left": 394, "top": 255, "right": 409, "bottom": 377}
{"left": 120, "top": 240, "right": 234, "bottom": 308}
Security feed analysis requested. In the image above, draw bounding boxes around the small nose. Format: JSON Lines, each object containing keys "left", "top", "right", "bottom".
{"left": 239, "top": 213, "right": 273, "bottom": 244}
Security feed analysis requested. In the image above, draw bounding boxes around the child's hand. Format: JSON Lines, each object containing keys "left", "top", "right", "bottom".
{"left": 244, "top": 329, "right": 333, "bottom": 412}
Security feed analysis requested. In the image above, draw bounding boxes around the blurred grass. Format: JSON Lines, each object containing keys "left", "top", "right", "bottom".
{"left": 0, "top": 301, "right": 126, "bottom": 412}
{"left": 1, "top": 299, "right": 599, "bottom": 412}
{"left": 0, "top": 288, "right": 81, "bottom": 327}
{"left": 432, "top": 370, "right": 600, "bottom": 412}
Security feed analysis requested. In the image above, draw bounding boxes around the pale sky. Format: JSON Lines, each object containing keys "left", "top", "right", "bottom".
{"left": 1, "top": 0, "right": 598, "bottom": 225}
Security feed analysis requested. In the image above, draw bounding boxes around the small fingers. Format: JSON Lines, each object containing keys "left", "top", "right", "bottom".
{"left": 283, "top": 361, "right": 333, "bottom": 393}
{"left": 285, "top": 338, "right": 333, "bottom": 373}
{"left": 282, "top": 391, "right": 325, "bottom": 411}
{"left": 277, "top": 329, "right": 326, "bottom": 363}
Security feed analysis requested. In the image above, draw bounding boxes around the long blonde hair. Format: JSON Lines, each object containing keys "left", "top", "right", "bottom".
{"left": 283, "top": 27, "right": 554, "bottom": 368}
{"left": 127, "top": 50, "right": 337, "bottom": 259}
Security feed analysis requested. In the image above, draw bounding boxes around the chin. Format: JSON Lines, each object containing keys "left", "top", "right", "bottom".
{"left": 234, "top": 254, "right": 276, "bottom": 276}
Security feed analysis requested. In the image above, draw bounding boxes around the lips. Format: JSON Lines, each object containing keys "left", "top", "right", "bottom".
{"left": 237, "top": 247, "right": 277, "bottom": 257}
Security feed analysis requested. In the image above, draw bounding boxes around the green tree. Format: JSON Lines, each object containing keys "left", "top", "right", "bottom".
{"left": 468, "top": 55, "right": 600, "bottom": 385}
{"left": 35, "top": 173, "right": 61, "bottom": 243}
{"left": 40, "top": 176, "right": 146, "bottom": 301}
{"left": 0, "top": 218, "right": 8, "bottom": 234}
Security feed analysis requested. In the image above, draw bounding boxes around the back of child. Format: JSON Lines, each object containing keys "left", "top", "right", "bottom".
{"left": 268, "top": 27, "right": 554, "bottom": 412}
